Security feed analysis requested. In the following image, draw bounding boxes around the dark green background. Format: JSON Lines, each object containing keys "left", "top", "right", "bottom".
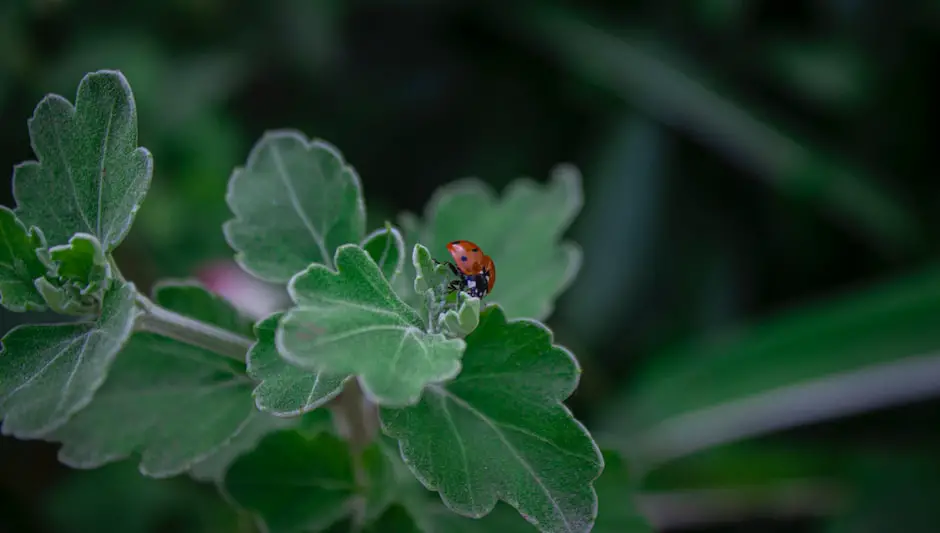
{"left": 2, "top": 1, "right": 939, "bottom": 532}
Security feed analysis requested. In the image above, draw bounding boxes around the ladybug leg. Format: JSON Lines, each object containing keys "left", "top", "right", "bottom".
{"left": 446, "top": 278, "right": 463, "bottom": 293}
{"left": 433, "top": 258, "right": 467, "bottom": 295}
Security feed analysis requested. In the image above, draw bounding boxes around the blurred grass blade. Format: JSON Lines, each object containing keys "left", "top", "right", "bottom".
{"left": 596, "top": 265, "right": 940, "bottom": 468}
{"left": 633, "top": 353, "right": 940, "bottom": 466}
{"left": 505, "top": 5, "right": 921, "bottom": 255}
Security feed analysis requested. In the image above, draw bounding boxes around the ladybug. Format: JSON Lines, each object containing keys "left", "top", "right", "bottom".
{"left": 440, "top": 240, "right": 496, "bottom": 299}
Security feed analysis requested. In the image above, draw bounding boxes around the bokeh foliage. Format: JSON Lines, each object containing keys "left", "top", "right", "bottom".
{"left": 2, "top": 1, "right": 939, "bottom": 532}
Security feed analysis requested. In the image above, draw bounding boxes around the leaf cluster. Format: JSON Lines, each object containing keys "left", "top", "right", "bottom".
{"left": 0, "top": 70, "right": 649, "bottom": 533}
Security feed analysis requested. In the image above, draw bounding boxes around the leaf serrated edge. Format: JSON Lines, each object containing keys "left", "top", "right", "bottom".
{"left": 532, "top": 241, "right": 583, "bottom": 322}
{"left": 380, "top": 305, "right": 605, "bottom": 533}
{"left": 420, "top": 163, "right": 584, "bottom": 240}
{"left": 278, "top": 244, "right": 465, "bottom": 407}
{"left": 246, "top": 311, "right": 351, "bottom": 417}
{"left": 55, "top": 399, "right": 259, "bottom": 480}
{"left": 222, "top": 129, "right": 367, "bottom": 282}
{"left": 13, "top": 70, "right": 153, "bottom": 251}
{"left": 417, "top": 165, "right": 585, "bottom": 321}
{"left": 499, "top": 164, "right": 585, "bottom": 238}
{"left": 421, "top": 178, "right": 497, "bottom": 243}
{"left": 412, "top": 243, "right": 452, "bottom": 296}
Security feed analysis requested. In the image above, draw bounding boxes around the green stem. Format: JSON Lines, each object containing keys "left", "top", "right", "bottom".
{"left": 329, "top": 379, "right": 379, "bottom": 532}
{"left": 134, "top": 294, "right": 253, "bottom": 362}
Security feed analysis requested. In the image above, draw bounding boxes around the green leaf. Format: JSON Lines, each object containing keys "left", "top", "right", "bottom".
{"left": 223, "top": 130, "right": 366, "bottom": 282}
{"left": 47, "top": 282, "right": 257, "bottom": 477}
{"left": 599, "top": 264, "right": 940, "bottom": 467}
{"left": 278, "top": 244, "right": 465, "bottom": 406}
{"left": 362, "top": 225, "right": 405, "bottom": 282}
{"left": 224, "top": 431, "right": 357, "bottom": 533}
{"left": 440, "top": 295, "right": 481, "bottom": 338}
{"left": 35, "top": 233, "right": 111, "bottom": 315}
{"left": 403, "top": 165, "right": 582, "bottom": 321}
{"left": 412, "top": 243, "right": 452, "bottom": 298}
{"left": 188, "top": 409, "right": 296, "bottom": 482}
{"left": 380, "top": 306, "right": 603, "bottom": 533}
{"left": 368, "top": 438, "right": 540, "bottom": 533}
{"left": 377, "top": 447, "right": 650, "bottom": 533}
{"left": 248, "top": 312, "right": 349, "bottom": 416}
{"left": 0, "top": 205, "right": 49, "bottom": 312}
{"left": 48, "top": 233, "right": 109, "bottom": 286}
{"left": 12, "top": 69, "right": 153, "bottom": 249}
{"left": 0, "top": 281, "right": 137, "bottom": 437}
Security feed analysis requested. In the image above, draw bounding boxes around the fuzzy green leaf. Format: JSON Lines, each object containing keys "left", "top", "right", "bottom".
{"left": 401, "top": 165, "right": 582, "bottom": 320}
{"left": 0, "top": 281, "right": 137, "bottom": 437}
{"left": 278, "top": 244, "right": 465, "bottom": 406}
{"left": 372, "top": 442, "right": 649, "bottom": 533}
{"left": 381, "top": 306, "right": 603, "bottom": 533}
{"left": 224, "top": 130, "right": 366, "bottom": 282}
{"left": 362, "top": 225, "right": 406, "bottom": 282}
{"left": 369, "top": 438, "right": 540, "bottom": 533}
{"left": 248, "top": 312, "right": 349, "bottom": 416}
{"left": 12, "top": 70, "right": 153, "bottom": 249}
{"left": 413, "top": 243, "right": 452, "bottom": 296}
{"left": 0, "top": 206, "right": 49, "bottom": 312}
{"left": 188, "top": 409, "right": 296, "bottom": 482}
{"left": 224, "top": 431, "right": 358, "bottom": 533}
{"left": 440, "top": 296, "right": 481, "bottom": 338}
{"left": 48, "top": 282, "right": 257, "bottom": 477}
{"left": 48, "top": 233, "right": 109, "bottom": 285}
{"left": 35, "top": 233, "right": 111, "bottom": 315}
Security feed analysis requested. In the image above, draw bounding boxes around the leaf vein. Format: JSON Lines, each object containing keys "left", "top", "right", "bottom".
{"left": 0, "top": 334, "right": 86, "bottom": 404}
{"left": 437, "top": 392, "right": 474, "bottom": 510}
{"left": 271, "top": 144, "right": 331, "bottom": 266}
{"left": 96, "top": 98, "right": 116, "bottom": 239}
{"left": 54, "top": 331, "right": 94, "bottom": 416}
{"left": 54, "top": 119, "right": 93, "bottom": 233}
{"left": 434, "top": 386, "right": 574, "bottom": 532}
{"left": 313, "top": 324, "right": 406, "bottom": 345}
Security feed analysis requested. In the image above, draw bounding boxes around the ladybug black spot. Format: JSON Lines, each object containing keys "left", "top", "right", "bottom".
{"left": 461, "top": 256, "right": 468, "bottom": 262}
{"left": 471, "top": 248, "right": 479, "bottom": 252}
{"left": 450, "top": 240, "right": 461, "bottom": 245}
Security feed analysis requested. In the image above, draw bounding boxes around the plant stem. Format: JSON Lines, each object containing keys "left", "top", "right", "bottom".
{"left": 329, "top": 379, "right": 379, "bottom": 532}
{"left": 134, "top": 294, "right": 253, "bottom": 361}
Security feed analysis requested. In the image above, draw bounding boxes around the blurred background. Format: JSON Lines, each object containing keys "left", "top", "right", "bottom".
{"left": 2, "top": 1, "right": 940, "bottom": 532}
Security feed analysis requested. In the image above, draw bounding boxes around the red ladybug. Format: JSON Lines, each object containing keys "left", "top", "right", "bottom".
{"left": 441, "top": 240, "right": 496, "bottom": 298}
